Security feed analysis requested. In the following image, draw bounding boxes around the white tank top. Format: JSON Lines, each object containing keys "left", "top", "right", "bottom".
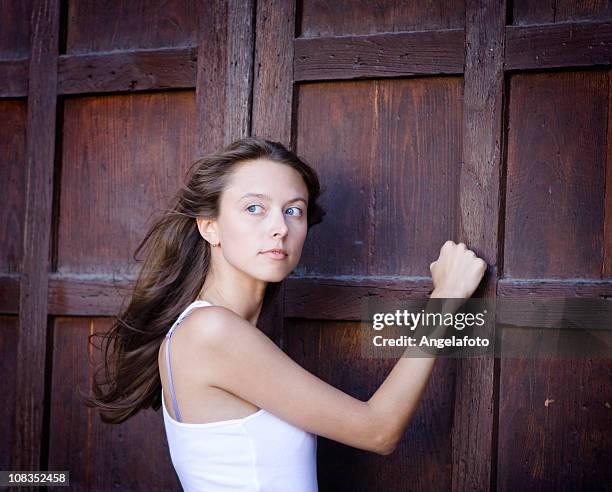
{"left": 161, "top": 300, "right": 318, "bottom": 491}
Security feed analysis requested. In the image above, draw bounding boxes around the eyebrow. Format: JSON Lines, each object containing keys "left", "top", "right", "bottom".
{"left": 236, "top": 192, "right": 308, "bottom": 205}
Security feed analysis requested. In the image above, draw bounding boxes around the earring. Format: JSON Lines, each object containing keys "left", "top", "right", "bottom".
{"left": 212, "top": 242, "right": 219, "bottom": 247}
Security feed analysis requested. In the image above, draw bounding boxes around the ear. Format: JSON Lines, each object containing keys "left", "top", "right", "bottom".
{"left": 195, "top": 217, "right": 218, "bottom": 245}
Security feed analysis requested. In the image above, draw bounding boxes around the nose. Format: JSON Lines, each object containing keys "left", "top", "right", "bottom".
{"left": 270, "top": 209, "right": 289, "bottom": 239}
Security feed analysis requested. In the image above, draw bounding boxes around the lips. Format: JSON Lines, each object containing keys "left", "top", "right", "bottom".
{"left": 261, "top": 248, "right": 288, "bottom": 259}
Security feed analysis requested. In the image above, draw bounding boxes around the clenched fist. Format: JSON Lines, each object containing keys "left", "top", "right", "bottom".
{"left": 429, "top": 240, "right": 487, "bottom": 299}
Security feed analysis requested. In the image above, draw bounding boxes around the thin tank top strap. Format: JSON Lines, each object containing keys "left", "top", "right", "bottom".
{"left": 165, "top": 299, "right": 213, "bottom": 423}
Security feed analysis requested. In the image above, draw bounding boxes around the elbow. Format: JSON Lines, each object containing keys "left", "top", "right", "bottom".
{"left": 373, "top": 429, "right": 397, "bottom": 455}
{"left": 376, "top": 438, "right": 396, "bottom": 456}
{"left": 364, "top": 402, "right": 397, "bottom": 455}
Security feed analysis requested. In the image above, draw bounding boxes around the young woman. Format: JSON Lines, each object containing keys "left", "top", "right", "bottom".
{"left": 85, "top": 137, "right": 487, "bottom": 491}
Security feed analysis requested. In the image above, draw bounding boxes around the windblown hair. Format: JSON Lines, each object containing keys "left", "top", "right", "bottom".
{"left": 81, "top": 136, "right": 326, "bottom": 424}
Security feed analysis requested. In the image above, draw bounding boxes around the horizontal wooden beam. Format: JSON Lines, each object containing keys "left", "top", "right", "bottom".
{"left": 3, "top": 21, "right": 612, "bottom": 100}
{"left": 505, "top": 20, "right": 612, "bottom": 71}
{"left": 2, "top": 274, "right": 609, "bottom": 317}
{"left": 57, "top": 46, "right": 197, "bottom": 95}
{"left": 293, "top": 29, "right": 465, "bottom": 81}
{"left": 47, "top": 273, "right": 133, "bottom": 316}
{"left": 497, "top": 278, "right": 612, "bottom": 297}
{"left": 0, "top": 58, "right": 29, "bottom": 97}
{"left": 284, "top": 275, "right": 433, "bottom": 319}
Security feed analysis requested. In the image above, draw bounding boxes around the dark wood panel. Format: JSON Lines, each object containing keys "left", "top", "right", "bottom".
{"left": 0, "top": 274, "right": 19, "bottom": 313}
{"left": 0, "top": 100, "right": 27, "bottom": 273}
{"left": 0, "top": 0, "right": 32, "bottom": 60}
{"left": 0, "top": 316, "right": 18, "bottom": 471}
{"left": 506, "top": 21, "right": 612, "bottom": 71}
{"left": 296, "top": 77, "right": 460, "bottom": 276}
{"left": 66, "top": 0, "right": 198, "bottom": 54}
{"left": 498, "top": 356, "right": 612, "bottom": 489}
{"left": 13, "top": 0, "right": 59, "bottom": 475}
{"left": 294, "top": 29, "right": 465, "bottom": 82}
{"left": 0, "top": 59, "right": 29, "bottom": 97}
{"left": 512, "top": 0, "right": 612, "bottom": 25}
{"left": 300, "top": 0, "right": 464, "bottom": 37}
{"left": 372, "top": 77, "right": 461, "bottom": 276}
{"left": 47, "top": 317, "right": 180, "bottom": 491}
{"left": 58, "top": 47, "right": 197, "bottom": 95}
{"left": 296, "top": 81, "right": 376, "bottom": 276}
{"left": 504, "top": 71, "right": 607, "bottom": 279}
{"left": 195, "top": 0, "right": 254, "bottom": 154}
{"left": 606, "top": 76, "right": 612, "bottom": 278}
{"left": 57, "top": 91, "right": 196, "bottom": 274}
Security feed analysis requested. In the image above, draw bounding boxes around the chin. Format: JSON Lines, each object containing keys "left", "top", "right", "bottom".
{"left": 260, "top": 270, "right": 290, "bottom": 283}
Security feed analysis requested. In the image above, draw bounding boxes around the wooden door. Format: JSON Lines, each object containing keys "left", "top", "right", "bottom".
{"left": 1, "top": 1, "right": 611, "bottom": 491}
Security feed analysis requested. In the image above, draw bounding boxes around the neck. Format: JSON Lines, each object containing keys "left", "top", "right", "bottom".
{"left": 197, "top": 263, "right": 267, "bottom": 326}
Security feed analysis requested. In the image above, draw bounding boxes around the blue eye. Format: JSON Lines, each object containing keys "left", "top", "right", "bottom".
{"left": 246, "top": 204, "right": 263, "bottom": 214}
{"left": 286, "top": 207, "right": 303, "bottom": 217}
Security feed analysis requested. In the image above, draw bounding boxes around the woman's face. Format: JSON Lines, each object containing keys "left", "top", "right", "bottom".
{"left": 212, "top": 158, "right": 309, "bottom": 282}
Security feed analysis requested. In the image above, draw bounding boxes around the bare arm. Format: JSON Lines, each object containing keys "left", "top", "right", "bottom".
{"left": 367, "top": 240, "right": 487, "bottom": 453}
{"left": 185, "top": 240, "right": 486, "bottom": 456}
{"left": 365, "top": 291, "right": 464, "bottom": 454}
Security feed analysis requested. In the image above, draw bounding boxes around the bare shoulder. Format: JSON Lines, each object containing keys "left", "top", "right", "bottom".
{"left": 178, "top": 305, "right": 254, "bottom": 348}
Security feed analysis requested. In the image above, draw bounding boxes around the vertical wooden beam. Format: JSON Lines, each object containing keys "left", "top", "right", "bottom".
{"left": 251, "top": 0, "right": 297, "bottom": 348}
{"left": 195, "top": 0, "right": 255, "bottom": 155}
{"left": 252, "top": 0, "right": 296, "bottom": 144}
{"left": 454, "top": 0, "right": 506, "bottom": 490}
{"left": 13, "top": 0, "right": 59, "bottom": 479}
{"left": 604, "top": 73, "right": 612, "bottom": 278}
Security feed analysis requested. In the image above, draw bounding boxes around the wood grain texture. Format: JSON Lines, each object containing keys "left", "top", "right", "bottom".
{"left": 498, "top": 278, "right": 612, "bottom": 298}
{"left": 13, "top": 0, "right": 59, "bottom": 478}
{"left": 0, "top": 0, "right": 33, "bottom": 59}
{"left": 504, "top": 71, "right": 607, "bottom": 279}
{"left": 0, "top": 316, "right": 19, "bottom": 472}
{"left": 300, "top": 0, "right": 465, "bottom": 37}
{"left": 65, "top": 0, "right": 197, "bottom": 54}
{"left": 453, "top": 0, "right": 506, "bottom": 490}
{"left": 498, "top": 357, "right": 612, "bottom": 489}
{"left": 0, "top": 274, "right": 19, "bottom": 313}
{"left": 58, "top": 47, "right": 197, "bottom": 95}
{"left": 195, "top": 0, "right": 254, "bottom": 154}
{"left": 605, "top": 71, "right": 612, "bottom": 278}
{"left": 57, "top": 92, "right": 196, "bottom": 274}
{"left": 506, "top": 21, "right": 612, "bottom": 71}
{"left": 0, "top": 59, "right": 29, "bottom": 97}
{"left": 294, "top": 29, "right": 465, "bottom": 82}
{"left": 512, "top": 0, "right": 612, "bottom": 25}
{"left": 251, "top": 0, "right": 296, "bottom": 143}
{"left": 296, "top": 78, "right": 461, "bottom": 277}
{"left": 0, "top": 100, "right": 27, "bottom": 274}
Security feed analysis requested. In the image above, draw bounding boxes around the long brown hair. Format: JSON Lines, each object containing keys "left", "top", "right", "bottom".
{"left": 81, "top": 136, "right": 326, "bottom": 424}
